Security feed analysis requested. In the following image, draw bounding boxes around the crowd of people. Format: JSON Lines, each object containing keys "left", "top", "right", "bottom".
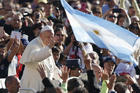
{"left": 0, "top": 0, "right": 140, "bottom": 93}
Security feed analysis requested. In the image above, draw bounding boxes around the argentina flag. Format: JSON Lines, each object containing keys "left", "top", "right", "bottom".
{"left": 60, "top": 0, "right": 140, "bottom": 65}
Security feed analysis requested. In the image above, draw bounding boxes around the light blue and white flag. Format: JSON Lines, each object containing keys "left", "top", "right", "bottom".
{"left": 60, "top": 0, "right": 140, "bottom": 65}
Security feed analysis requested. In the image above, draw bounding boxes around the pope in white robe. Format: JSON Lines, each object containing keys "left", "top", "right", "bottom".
{"left": 20, "top": 25, "right": 61, "bottom": 93}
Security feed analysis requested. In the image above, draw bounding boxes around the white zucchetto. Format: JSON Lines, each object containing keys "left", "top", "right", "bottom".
{"left": 41, "top": 25, "right": 54, "bottom": 34}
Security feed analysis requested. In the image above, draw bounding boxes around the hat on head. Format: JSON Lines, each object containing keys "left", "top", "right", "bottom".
{"left": 41, "top": 25, "right": 54, "bottom": 34}
{"left": 103, "top": 56, "right": 116, "bottom": 64}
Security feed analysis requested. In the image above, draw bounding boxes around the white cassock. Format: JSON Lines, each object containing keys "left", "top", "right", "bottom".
{"left": 20, "top": 37, "right": 61, "bottom": 93}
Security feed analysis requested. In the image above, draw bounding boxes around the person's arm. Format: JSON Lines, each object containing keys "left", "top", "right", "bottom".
{"left": 59, "top": 66, "right": 70, "bottom": 92}
{"left": 120, "top": 0, "right": 126, "bottom": 9}
{"left": 101, "top": 71, "right": 109, "bottom": 93}
{"left": 106, "top": 74, "right": 116, "bottom": 92}
{"left": 87, "top": 70, "right": 100, "bottom": 93}
{"left": 42, "top": 78, "right": 54, "bottom": 88}
{"left": 63, "top": 35, "right": 74, "bottom": 55}
{"left": 134, "top": 66, "right": 140, "bottom": 75}
{"left": 7, "top": 38, "right": 20, "bottom": 62}
{"left": 37, "top": 64, "right": 55, "bottom": 88}
{"left": 85, "top": 56, "right": 100, "bottom": 93}
{"left": 0, "top": 27, "right": 10, "bottom": 43}
{"left": 131, "top": 84, "right": 140, "bottom": 93}
{"left": 29, "top": 36, "right": 55, "bottom": 62}
{"left": 6, "top": 38, "right": 14, "bottom": 52}
{"left": 132, "top": 0, "right": 140, "bottom": 19}
{"left": 124, "top": 75, "right": 140, "bottom": 93}
{"left": 29, "top": 45, "right": 52, "bottom": 62}
{"left": 121, "top": 9, "right": 131, "bottom": 27}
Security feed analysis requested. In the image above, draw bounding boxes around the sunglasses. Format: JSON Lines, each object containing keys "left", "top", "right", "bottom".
{"left": 108, "top": 15, "right": 116, "bottom": 18}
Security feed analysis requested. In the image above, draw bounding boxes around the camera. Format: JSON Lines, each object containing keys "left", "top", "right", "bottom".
{"left": 35, "top": 14, "right": 40, "bottom": 19}
{"left": 66, "top": 59, "right": 81, "bottom": 69}
{"left": 23, "top": 12, "right": 31, "bottom": 17}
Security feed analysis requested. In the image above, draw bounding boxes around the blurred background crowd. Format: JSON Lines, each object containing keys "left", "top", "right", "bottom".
{"left": 0, "top": 0, "right": 140, "bottom": 93}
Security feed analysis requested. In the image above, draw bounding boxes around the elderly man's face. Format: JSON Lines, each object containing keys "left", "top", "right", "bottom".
{"left": 41, "top": 30, "right": 54, "bottom": 45}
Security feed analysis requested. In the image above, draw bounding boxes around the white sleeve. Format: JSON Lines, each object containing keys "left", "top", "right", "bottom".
{"left": 30, "top": 46, "right": 52, "bottom": 62}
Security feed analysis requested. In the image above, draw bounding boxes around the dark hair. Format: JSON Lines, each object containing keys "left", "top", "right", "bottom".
{"left": 31, "top": 9, "right": 42, "bottom": 17}
{"left": 114, "top": 82, "right": 128, "bottom": 93}
{"left": 44, "top": 88, "right": 57, "bottom": 93}
{"left": 52, "top": 46, "right": 61, "bottom": 53}
{"left": 72, "top": 87, "right": 88, "bottom": 93}
{"left": 31, "top": 23, "right": 42, "bottom": 30}
{"left": 91, "top": 6, "right": 102, "bottom": 14}
{"left": 129, "top": 23, "right": 140, "bottom": 36}
{"left": 5, "top": 76, "right": 15, "bottom": 87}
{"left": 53, "top": 23, "right": 64, "bottom": 30}
{"left": 67, "top": 77, "right": 84, "bottom": 92}
{"left": 54, "top": 28, "right": 63, "bottom": 34}
{"left": 21, "top": 2, "right": 31, "bottom": 7}
{"left": 0, "top": 89, "right": 8, "bottom": 93}
{"left": 117, "top": 14, "right": 125, "bottom": 20}
{"left": 129, "top": 6, "right": 134, "bottom": 9}
{"left": 117, "top": 14, "right": 125, "bottom": 25}
{"left": 58, "top": 53, "right": 67, "bottom": 63}
{"left": 129, "top": 23, "right": 139, "bottom": 30}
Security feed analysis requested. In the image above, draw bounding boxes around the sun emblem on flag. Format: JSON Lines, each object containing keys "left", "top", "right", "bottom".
{"left": 93, "top": 30, "right": 100, "bottom": 35}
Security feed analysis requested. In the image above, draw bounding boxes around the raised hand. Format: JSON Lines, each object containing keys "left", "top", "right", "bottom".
{"left": 37, "top": 64, "right": 47, "bottom": 79}
{"left": 0, "top": 27, "right": 8, "bottom": 40}
{"left": 48, "top": 36, "right": 56, "bottom": 48}
{"left": 102, "top": 70, "right": 109, "bottom": 80}
{"left": 107, "top": 74, "right": 116, "bottom": 90}
{"left": 84, "top": 55, "right": 92, "bottom": 70}
{"left": 71, "top": 34, "right": 75, "bottom": 44}
{"left": 13, "top": 38, "right": 20, "bottom": 49}
{"left": 59, "top": 66, "right": 70, "bottom": 83}
{"left": 124, "top": 75, "right": 135, "bottom": 85}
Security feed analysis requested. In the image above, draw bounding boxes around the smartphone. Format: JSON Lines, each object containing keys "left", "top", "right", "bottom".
{"left": 10, "top": 31, "right": 21, "bottom": 40}
{"left": 113, "top": 9, "right": 122, "bottom": 13}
